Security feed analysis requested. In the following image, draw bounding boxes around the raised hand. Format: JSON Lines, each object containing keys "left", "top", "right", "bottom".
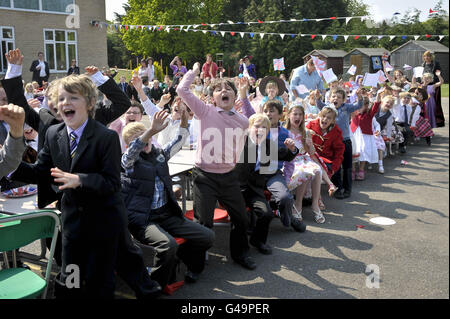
{"left": 85, "top": 66, "right": 99, "bottom": 76}
{"left": 149, "top": 110, "right": 170, "bottom": 134}
{"left": 180, "top": 104, "right": 188, "bottom": 128}
{"left": 0, "top": 104, "right": 25, "bottom": 138}
{"left": 193, "top": 62, "right": 201, "bottom": 75}
{"left": 131, "top": 75, "right": 143, "bottom": 91}
{"left": 159, "top": 93, "right": 171, "bottom": 105}
{"left": 5, "top": 49, "right": 23, "bottom": 65}
{"left": 284, "top": 138, "right": 296, "bottom": 152}
{"left": 51, "top": 167, "right": 81, "bottom": 190}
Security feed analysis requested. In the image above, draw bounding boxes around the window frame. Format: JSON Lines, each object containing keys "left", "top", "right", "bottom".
{"left": 0, "top": 26, "right": 15, "bottom": 74}
{"left": 43, "top": 28, "right": 77, "bottom": 73}
{"left": 0, "top": 0, "right": 75, "bottom": 15}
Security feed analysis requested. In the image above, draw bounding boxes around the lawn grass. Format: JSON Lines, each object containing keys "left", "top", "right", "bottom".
{"left": 115, "top": 69, "right": 134, "bottom": 82}
{"left": 441, "top": 84, "right": 448, "bottom": 98}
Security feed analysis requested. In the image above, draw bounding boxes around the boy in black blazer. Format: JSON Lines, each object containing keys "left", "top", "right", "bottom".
{"left": 11, "top": 74, "right": 160, "bottom": 298}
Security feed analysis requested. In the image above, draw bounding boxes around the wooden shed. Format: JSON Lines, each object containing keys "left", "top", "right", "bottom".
{"left": 389, "top": 40, "right": 449, "bottom": 83}
{"left": 343, "top": 48, "right": 388, "bottom": 76}
{"left": 303, "top": 49, "right": 347, "bottom": 76}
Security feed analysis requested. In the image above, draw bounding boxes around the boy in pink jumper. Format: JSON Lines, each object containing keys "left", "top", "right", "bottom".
{"left": 177, "top": 62, "right": 256, "bottom": 270}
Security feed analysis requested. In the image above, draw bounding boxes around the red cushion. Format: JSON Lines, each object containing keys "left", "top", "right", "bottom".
{"left": 174, "top": 237, "right": 187, "bottom": 245}
{"left": 184, "top": 209, "right": 229, "bottom": 222}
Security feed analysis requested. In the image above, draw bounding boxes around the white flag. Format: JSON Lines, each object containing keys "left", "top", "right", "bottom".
{"left": 439, "top": 35, "right": 445, "bottom": 41}
{"left": 220, "top": 31, "right": 225, "bottom": 37}
{"left": 389, "top": 35, "right": 396, "bottom": 41}
{"left": 322, "top": 35, "right": 327, "bottom": 40}
{"left": 414, "top": 35, "right": 420, "bottom": 40}
{"left": 260, "top": 33, "right": 265, "bottom": 39}
{"left": 344, "top": 35, "right": 349, "bottom": 42}
{"left": 280, "top": 34, "right": 285, "bottom": 39}
{"left": 366, "top": 35, "right": 372, "bottom": 40}
{"left": 346, "top": 17, "right": 352, "bottom": 24}
{"left": 240, "top": 32, "right": 245, "bottom": 38}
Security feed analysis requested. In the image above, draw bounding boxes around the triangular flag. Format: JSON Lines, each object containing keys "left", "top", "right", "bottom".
{"left": 230, "top": 31, "right": 235, "bottom": 36}
{"left": 321, "top": 35, "right": 327, "bottom": 40}
{"left": 250, "top": 33, "right": 254, "bottom": 38}
{"left": 227, "top": 20, "right": 234, "bottom": 24}
{"left": 333, "top": 35, "right": 338, "bottom": 41}
{"left": 311, "top": 34, "right": 316, "bottom": 39}
{"left": 425, "top": 34, "right": 431, "bottom": 38}
{"left": 346, "top": 17, "right": 352, "bottom": 24}
{"left": 344, "top": 35, "right": 349, "bottom": 42}
{"left": 220, "top": 31, "right": 225, "bottom": 37}
{"left": 290, "top": 34, "right": 295, "bottom": 38}
{"left": 212, "top": 31, "right": 216, "bottom": 35}
{"left": 378, "top": 35, "right": 384, "bottom": 40}
{"left": 260, "top": 33, "right": 265, "bottom": 39}
{"left": 414, "top": 35, "right": 420, "bottom": 40}
{"left": 439, "top": 35, "right": 445, "bottom": 41}
{"left": 330, "top": 17, "right": 337, "bottom": 20}
{"left": 193, "top": 24, "right": 199, "bottom": 28}
{"left": 240, "top": 32, "right": 245, "bottom": 38}
{"left": 354, "top": 35, "right": 360, "bottom": 40}
{"left": 280, "top": 34, "right": 285, "bottom": 39}
{"left": 401, "top": 35, "right": 407, "bottom": 40}
{"left": 366, "top": 35, "right": 372, "bottom": 40}
{"left": 202, "top": 30, "right": 207, "bottom": 34}
{"left": 211, "top": 24, "right": 216, "bottom": 28}
{"left": 389, "top": 35, "right": 396, "bottom": 41}
{"left": 315, "top": 18, "right": 324, "bottom": 22}
{"left": 258, "top": 20, "right": 264, "bottom": 23}
{"left": 429, "top": 8, "right": 439, "bottom": 14}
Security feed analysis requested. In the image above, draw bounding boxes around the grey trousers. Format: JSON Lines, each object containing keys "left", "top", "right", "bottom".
{"left": 265, "top": 171, "right": 294, "bottom": 227}
{"left": 132, "top": 208, "right": 214, "bottom": 288}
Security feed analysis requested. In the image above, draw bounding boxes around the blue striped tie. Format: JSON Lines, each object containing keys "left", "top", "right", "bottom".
{"left": 70, "top": 132, "right": 78, "bottom": 158}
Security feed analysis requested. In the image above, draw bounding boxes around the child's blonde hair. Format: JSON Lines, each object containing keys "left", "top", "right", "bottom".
{"left": 265, "top": 81, "right": 278, "bottom": 93}
{"left": 122, "top": 122, "right": 146, "bottom": 146}
{"left": 25, "top": 83, "right": 34, "bottom": 93}
{"left": 422, "top": 72, "right": 434, "bottom": 82}
{"left": 248, "top": 113, "right": 270, "bottom": 130}
{"left": 56, "top": 75, "right": 98, "bottom": 116}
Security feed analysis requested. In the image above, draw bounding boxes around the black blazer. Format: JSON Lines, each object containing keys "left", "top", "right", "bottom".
{"left": 67, "top": 66, "right": 80, "bottom": 75}
{"left": 1, "top": 75, "right": 131, "bottom": 207}
{"left": 235, "top": 135, "right": 298, "bottom": 194}
{"left": 30, "top": 60, "right": 50, "bottom": 82}
{"left": 12, "top": 118, "right": 127, "bottom": 239}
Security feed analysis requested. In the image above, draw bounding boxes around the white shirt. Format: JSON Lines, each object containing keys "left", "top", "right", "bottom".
{"left": 38, "top": 60, "right": 46, "bottom": 77}
{"left": 393, "top": 103, "right": 413, "bottom": 124}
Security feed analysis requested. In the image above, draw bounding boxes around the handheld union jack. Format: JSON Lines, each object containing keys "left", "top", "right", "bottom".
{"left": 273, "top": 57, "right": 285, "bottom": 71}
{"left": 311, "top": 56, "right": 326, "bottom": 75}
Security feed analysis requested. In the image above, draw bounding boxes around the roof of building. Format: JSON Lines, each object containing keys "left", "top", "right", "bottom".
{"left": 390, "top": 40, "right": 449, "bottom": 54}
{"left": 345, "top": 47, "right": 388, "bottom": 57}
{"left": 303, "top": 49, "right": 347, "bottom": 59}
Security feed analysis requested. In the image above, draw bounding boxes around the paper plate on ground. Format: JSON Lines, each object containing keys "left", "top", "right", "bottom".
{"left": 1, "top": 185, "right": 37, "bottom": 198}
{"left": 369, "top": 217, "right": 396, "bottom": 225}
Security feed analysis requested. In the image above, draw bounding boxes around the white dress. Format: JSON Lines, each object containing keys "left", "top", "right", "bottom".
{"left": 352, "top": 123, "right": 379, "bottom": 164}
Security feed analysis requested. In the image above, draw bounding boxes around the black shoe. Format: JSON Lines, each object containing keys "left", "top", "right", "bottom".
{"left": 291, "top": 218, "right": 307, "bottom": 233}
{"left": 399, "top": 146, "right": 406, "bottom": 154}
{"left": 334, "top": 189, "right": 345, "bottom": 199}
{"left": 233, "top": 256, "right": 257, "bottom": 270}
{"left": 343, "top": 190, "right": 351, "bottom": 198}
{"left": 185, "top": 270, "right": 201, "bottom": 283}
{"left": 249, "top": 239, "right": 273, "bottom": 255}
{"left": 139, "top": 280, "right": 162, "bottom": 299}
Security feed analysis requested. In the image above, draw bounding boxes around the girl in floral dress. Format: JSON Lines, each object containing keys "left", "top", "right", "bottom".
{"left": 283, "top": 104, "right": 335, "bottom": 224}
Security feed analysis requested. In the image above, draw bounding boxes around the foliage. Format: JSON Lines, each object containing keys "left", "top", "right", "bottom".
{"left": 107, "top": 0, "right": 449, "bottom": 79}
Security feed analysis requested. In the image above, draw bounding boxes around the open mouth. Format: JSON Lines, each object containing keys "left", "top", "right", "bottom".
{"left": 128, "top": 119, "right": 136, "bottom": 123}
{"left": 63, "top": 109, "right": 75, "bottom": 119}
{"left": 294, "top": 120, "right": 300, "bottom": 126}
{"left": 221, "top": 95, "right": 230, "bottom": 103}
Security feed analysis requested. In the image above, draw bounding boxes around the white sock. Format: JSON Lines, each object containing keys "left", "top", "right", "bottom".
{"left": 378, "top": 160, "right": 383, "bottom": 167}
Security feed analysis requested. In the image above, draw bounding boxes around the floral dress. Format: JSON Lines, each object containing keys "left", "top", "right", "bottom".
{"left": 285, "top": 131, "right": 322, "bottom": 191}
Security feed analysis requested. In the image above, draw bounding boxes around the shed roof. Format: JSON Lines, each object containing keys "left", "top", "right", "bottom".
{"left": 345, "top": 48, "right": 388, "bottom": 57}
{"left": 390, "top": 40, "right": 449, "bottom": 54}
{"left": 303, "top": 49, "right": 347, "bottom": 59}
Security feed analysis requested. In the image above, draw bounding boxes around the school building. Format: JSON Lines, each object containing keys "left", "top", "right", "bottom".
{"left": 0, "top": 0, "right": 107, "bottom": 83}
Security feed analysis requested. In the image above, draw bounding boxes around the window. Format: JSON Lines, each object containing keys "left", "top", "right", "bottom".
{"left": 44, "top": 29, "right": 77, "bottom": 72}
{"left": 0, "top": 26, "right": 15, "bottom": 73}
{"left": 0, "top": 0, "right": 74, "bottom": 13}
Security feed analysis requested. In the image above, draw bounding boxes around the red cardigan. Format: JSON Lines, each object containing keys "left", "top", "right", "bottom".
{"left": 306, "top": 118, "right": 345, "bottom": 175}
{"left": 350, "top": 102, "right": 380, "bottom": 135}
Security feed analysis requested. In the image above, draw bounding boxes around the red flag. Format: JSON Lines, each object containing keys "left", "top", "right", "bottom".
{"left": 311, "top": 34, "right": 316, "bottom": 39}
{"left": 429, "top": 8, "right": 438, "bottom": 14}
{"left": 125, "top": 25, "right": 128, "bottom": 31}
{"left": 330, "top": 17, "right": 337, "bottom": 20}
{"left": 230, "top": 32, "right": 235, "bottom": 36}
{"left": 426, "top": 34, "right": 431, "bottom": 38}
{"left": 354, "top": 35, "right": 360, "bottom": 40}
{"left": 258, "top": 20, "right": 264, "bottom": 23}
{"left": 201, "top": 23, "right": 207, "bottom": 26}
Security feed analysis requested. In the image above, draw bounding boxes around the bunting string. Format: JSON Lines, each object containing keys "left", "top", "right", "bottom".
{"left": 92, "top": 22, "right": 448, "bottom": 42}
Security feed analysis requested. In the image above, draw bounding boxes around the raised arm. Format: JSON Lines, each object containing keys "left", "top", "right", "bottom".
{"left": 433, "top": 70, "right": 444, "bottom": 89}
{"left": 176, "top": 62, "right": 209, "bottom": 119}
{"left": 132, "top": 75, "right": 162, "bottom": 118}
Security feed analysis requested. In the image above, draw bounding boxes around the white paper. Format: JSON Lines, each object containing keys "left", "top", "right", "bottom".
{"left": 403, "top": 64, "right": 412, "bottom": 70}
{"left": 362, "top": 72, "right": 380, "bottom": 87}
{"left": 347, "top": 65, "right": 357, "bottom": 75}
{"left": 322, "top": 68, "right": 338, "bottom": 84}
{"left": 369, "top": 217, "right": 396, "bottom": 225}
{"left": 295, "top": 84, "right": 310, "bottom": 94}
{"left": 384, "top": 61, "right": 394, "bottom": 72}
{"left": 413, "top": 66, "right": 424, "bottom": 78}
